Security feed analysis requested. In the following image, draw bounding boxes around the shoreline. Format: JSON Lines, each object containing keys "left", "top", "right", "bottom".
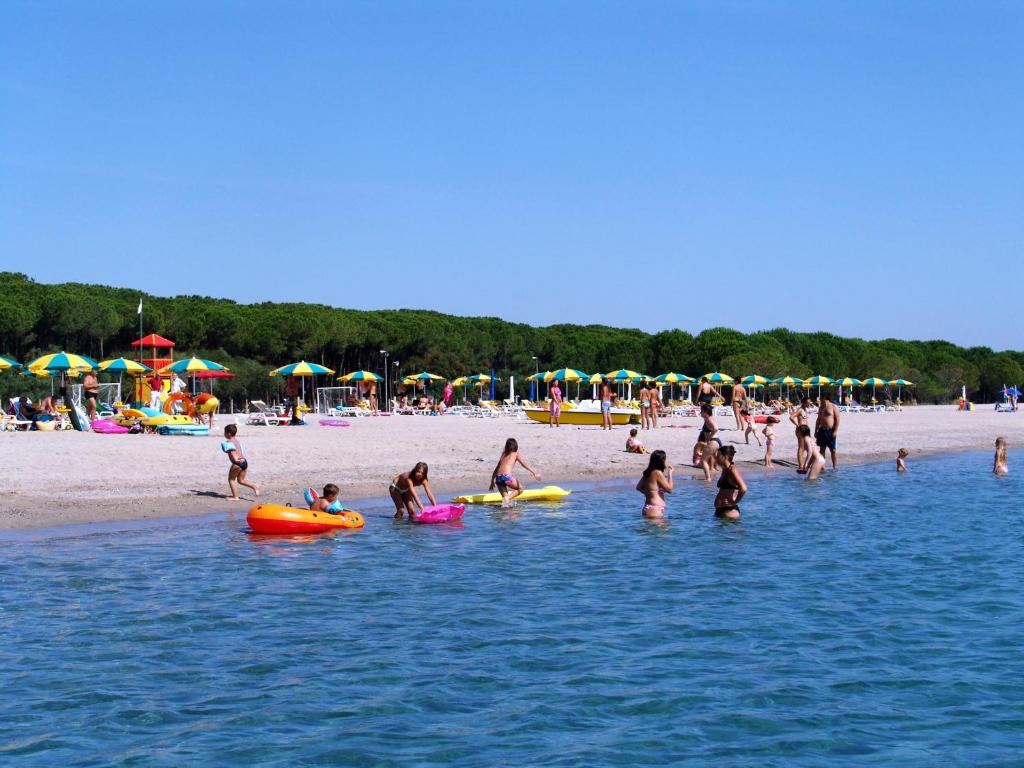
{"left": 1, "top": 405, "right": 1018, "bottom": 532}
{"left": 0, "top": 446, "right": 996, "bottom": 542}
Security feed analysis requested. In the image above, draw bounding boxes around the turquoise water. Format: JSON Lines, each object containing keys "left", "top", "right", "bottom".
{"left": 1, "top": 452, "right": 1022, "bottom": 766}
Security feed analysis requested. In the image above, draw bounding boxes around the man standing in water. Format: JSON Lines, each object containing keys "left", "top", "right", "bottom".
{"left": 815, "top": 394, "right": 841, "bottom": 470}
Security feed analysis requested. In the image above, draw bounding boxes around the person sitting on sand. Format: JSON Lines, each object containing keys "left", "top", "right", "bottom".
{"left": 222, "top": 424, "right": 259, "bottom": 500}
{"left": 897, "top": 448, "right": 909, "bottom": 473}
{"left": 994, "top": 437, "right": 1008, "bottom": 476}
{"left": 714, "top": 445, "right": 746, "bottom": 520}
{"left": 390, "top": 462, "right": 437, "bottom": 520}
{"left": 636, "top": 449, "right": 673, "bottom": 518}
{"left": 763, "top": 416, "right": 779, "bottom": 467}
{"left": 795, "top": 424, "right": 825, "bottom": 481}
{"left": 14, "top": 396, "right": 39, "bottom": 429}
{"left": 626, "top": 427, "right": 649, "bottom": 454}
{"left": 490, "top": 438, "right": 542, "bottom": 507}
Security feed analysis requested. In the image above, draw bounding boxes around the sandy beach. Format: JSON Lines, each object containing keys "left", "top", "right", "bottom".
{"left": 1, "top": 405, "right": 1019, "bottom": 530}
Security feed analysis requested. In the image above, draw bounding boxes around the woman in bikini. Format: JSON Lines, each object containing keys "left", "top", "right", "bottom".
{"left": 762, "top": 416, "right": 779, "bottom": 467}
{"left": 796, "top": 424, "right": 825, "bottom": 480}
{"left": 389, "top": 461, "right": 437, "bottom": 520}
{"left": 636, "top": 449, "right": 673, "bottom": 518}
{"left": 714, "top": 445, "right": 746, "bottom": 520}
{"left": 696, "top": 404, "right": 721, "bottom": 481}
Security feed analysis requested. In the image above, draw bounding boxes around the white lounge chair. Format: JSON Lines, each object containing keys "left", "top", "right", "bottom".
{"left": 246, "top": 400, "right": 281, "bottom": 426}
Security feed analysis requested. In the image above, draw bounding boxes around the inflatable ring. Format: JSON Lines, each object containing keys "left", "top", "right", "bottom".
{"left": 163, "top": 392, "right": 197, "bottom": 418}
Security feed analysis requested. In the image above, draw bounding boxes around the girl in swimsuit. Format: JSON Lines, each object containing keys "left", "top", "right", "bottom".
{"left": 790, "top": 397, "right": 812, "bottom": 471}
{"left": 390, "top": 461, "right": 437, "bottom": 520}
{"left": 490, "top": 438, "right": 542, "bottom": 507}
{"left": 222, "top": 424, "right": 259, "bottom": 500}
{"left": 741, "top": 409, "right": 761, "bottom": 446}
{"left": 762, "top": 416, "right": 779, "bottom": 467}
{"left": 994, "top": 437, "right": 1008, "bottom": 476}
{"left": 714, "top": 445, "right": 746, "bottom": 520}
{"left": 636, "top": 449, "right": 673, "bottom": 518}
{"left": 897, "top": 448, "right": 909, "bottom": 473}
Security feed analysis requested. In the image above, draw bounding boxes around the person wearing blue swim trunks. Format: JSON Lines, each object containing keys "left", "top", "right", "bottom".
{"left": 814, "top": 395, "right": 841, "bottom": 470}
{"left": 490, "top": 437, "right": 542, "bottom": 507}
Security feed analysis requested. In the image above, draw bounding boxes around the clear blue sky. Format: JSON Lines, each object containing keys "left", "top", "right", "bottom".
{"left": 2, "top": 1, "right": 1020, "bottom": 349}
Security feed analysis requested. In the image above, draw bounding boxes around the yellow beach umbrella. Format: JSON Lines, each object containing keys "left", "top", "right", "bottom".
{"left": 338, "top": 370, "right": 382, "bottom": 382}
{"left": 270, "top": 361, "right": 334, "bottom": 377}
{"left": 27, "top": 351, "right": 98, "bottom": 373}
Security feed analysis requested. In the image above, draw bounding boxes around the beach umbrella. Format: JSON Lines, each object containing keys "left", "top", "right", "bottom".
{"left": 527, "top": 371, "right": 550, "bottom": 382}
{"left": 861, "top": 376, "right": 887, "bottom": 402}
{"left": 888, "top": 378, "right": 913, "bottom": 402}
{"left": 654, "top": 372, "right": 694, "bottom": 401}
{"left": 99, "top": 357, "right": 152, "bottom": 374}
{"left": 835, "top": 377, "right": 862, "bottom": 388}
{"left": 606, "top": 369, "right": 646, "bottom": 381}
{"left": 0, "top": 355, "right": 21, "bottom": 371}
{"left": 741, "top": 374, "right": 768, "bottom": 385}
{"left": 270, "top": 361, "right": 335, "bottom": 406}
{"left": 702, "top": 372, "right": 734, "bottom": 383}
{"left": 161, "top": 357, "right": 227, "bottom": 374}
{"left": 27, "top": 351, "right": 99, "bottom": 373}
{"left": 270, "top": 361, "right": 335, "bottom": 377}
{"left": 804, "top": 375, "right": 835, "bottom": 400}
{"left": 404, "top": 371, "right": 443, "bottom": 383}
{"left": 543, "top": 368, "right": 587, "bottom": 382}
{"left": 339, "top": 370, "right": 382, "bottom": 382}
{"left": 771, "top": 375, "right": 803, "bottom": 402}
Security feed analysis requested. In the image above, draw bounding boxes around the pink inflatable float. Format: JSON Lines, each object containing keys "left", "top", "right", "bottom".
{"left": 92, "top": 419, "right": 129, "bottom": 434}
{"left": 319, "top": 419, "right": 351, "bottom": 427}
{"left": 414, "top": 504, "right": 465, "bottom": 524}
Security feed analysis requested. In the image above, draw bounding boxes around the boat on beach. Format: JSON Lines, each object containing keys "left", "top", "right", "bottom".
{"left": 523, "top": 406, "right": 636, "bottom": 426}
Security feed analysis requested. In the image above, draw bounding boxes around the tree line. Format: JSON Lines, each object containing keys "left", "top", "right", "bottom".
{"left": 1, "top": 272, "right": 1021, "bottom": 405}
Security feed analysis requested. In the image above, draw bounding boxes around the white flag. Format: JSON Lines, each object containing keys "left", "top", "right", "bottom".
{"left": 137, "top": 298, "right": 143, "bottom": 315}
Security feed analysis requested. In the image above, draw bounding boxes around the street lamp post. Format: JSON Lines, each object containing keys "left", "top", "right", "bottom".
{"left": 531, "top": 356, "right": 539, "bottom": 400}
{"left": 380, "top": 349, "right": 389, "bottom": 412}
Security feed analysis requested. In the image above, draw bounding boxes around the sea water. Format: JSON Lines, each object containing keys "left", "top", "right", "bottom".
{"left": 1, "top": 451, "right": 1021, "bottom": 766}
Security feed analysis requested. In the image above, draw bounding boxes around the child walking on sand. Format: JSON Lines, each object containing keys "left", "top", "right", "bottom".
{"left": 763, "top": 416, "right": 779, "bottom": 467}
{"left": 897, "top": 448, "right": 909, "bottom": 473}
{"left": 490, "top": 438, "right": 542, "bottom": 507}
{"left": 626, "top": 428, "right": 649, "bottom": 454}
{"left": 222, "top": 424, "right": 259, "bottom": 500}
{"left": 741, "top": 409, "right": 761, "bottom": 446}
{"left": 994, "top": 437, "right": 1008, "bottom": 475}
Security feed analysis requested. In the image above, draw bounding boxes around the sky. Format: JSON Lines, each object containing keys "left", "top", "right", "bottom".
{"left": 1, "top": 1, "right": 1021, "bottom": 350}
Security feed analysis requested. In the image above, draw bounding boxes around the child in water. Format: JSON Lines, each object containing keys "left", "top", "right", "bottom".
{"left": 490, "top": 438, "right": 542, "bottom": 507}
{"left": 741, "top": 409, "right": 761, "bottom": 446}
{"left": 795, "top": 424, "right": 825, "bottom": 481}
{"left": 897, "top": 448, "right": 909, "bottom": 473}
{"left": 222, "top": 424, "right": 259, "bottom": 500}
{"left": 994, "top": 437, "right": 1008, "bottom": 475}
{"left": 307, "top": 483, "right": 343, "bottom": 512}
{"left": 390, "top": 462, "right": 438, "bottom": 520}
{"left": 762, "top": 416, "right": 779, "bottom": 467}
{"left": 626, "top": 428, "right": 649, "bottom": 454}
{"left": 636, "top": 449, "right": 673, "bottom": 518}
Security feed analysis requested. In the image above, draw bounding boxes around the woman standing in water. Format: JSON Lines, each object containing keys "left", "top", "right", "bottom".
{"left": 713, "top": 445, "right": 746, "bottom": 520}
{"left": 636, "top": 449, "right": 673, "bottom": 518}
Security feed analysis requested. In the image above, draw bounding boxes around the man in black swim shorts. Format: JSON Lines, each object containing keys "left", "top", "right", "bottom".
{"left": 814, "top": 394, "right": 841, "bottom": 470}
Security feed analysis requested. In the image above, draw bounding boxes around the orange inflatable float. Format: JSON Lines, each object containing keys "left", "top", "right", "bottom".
{"left": 247, "top": 504, "right": 365, "bottom": 534}
{"left": 163, "top": 392, "right": 197, "bottom": 418}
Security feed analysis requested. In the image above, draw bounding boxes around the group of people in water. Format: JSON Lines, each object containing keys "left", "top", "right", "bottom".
{"left": 218, "top": 398, "right": 1012, "bottom": 522}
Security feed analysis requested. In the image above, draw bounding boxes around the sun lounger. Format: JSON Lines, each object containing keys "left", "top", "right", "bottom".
{"left": 246, "top": 400, "right": 280, "bottom": 426}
